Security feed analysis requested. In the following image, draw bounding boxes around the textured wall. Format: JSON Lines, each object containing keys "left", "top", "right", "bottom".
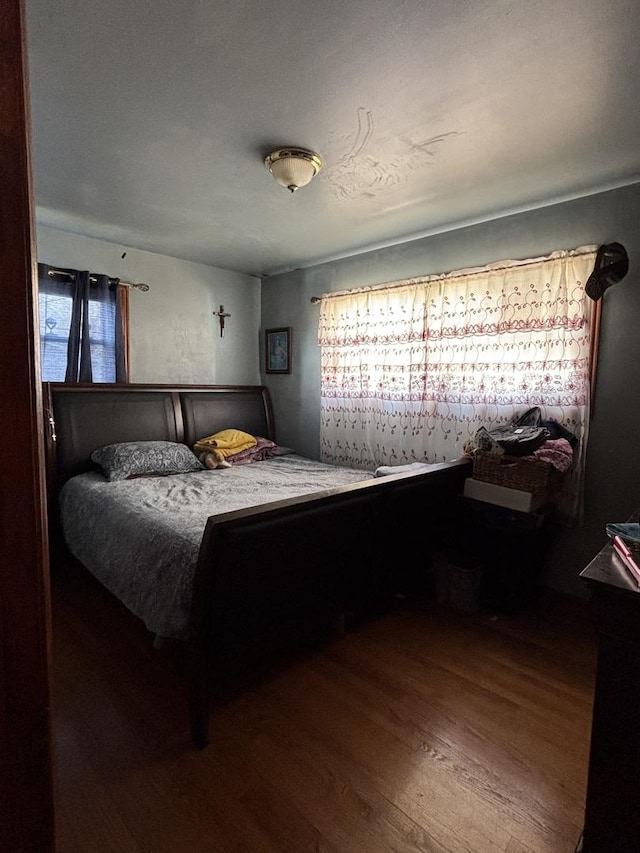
{"left": 36, "top": 226, "right": 261, "bottom": 385}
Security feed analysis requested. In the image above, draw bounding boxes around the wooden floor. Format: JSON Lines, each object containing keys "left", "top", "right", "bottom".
{"left": 52, "top": 568, "right": 597, "bottom": 853}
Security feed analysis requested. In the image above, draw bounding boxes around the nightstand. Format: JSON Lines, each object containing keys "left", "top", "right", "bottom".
{"left": 458, "top": 495, "right": 556, "bottom": 612}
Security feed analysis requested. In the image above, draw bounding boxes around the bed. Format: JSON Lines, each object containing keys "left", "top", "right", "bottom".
{"left": 44, "top": 383, "right": 471, "bottom": 747}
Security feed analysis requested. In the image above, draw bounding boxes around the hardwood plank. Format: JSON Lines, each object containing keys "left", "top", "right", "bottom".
{"left": 254, "top": 660, "right": 578, "bottom": 851}
{"left": 52, "top": 567, "right": 594, "bottom": 852}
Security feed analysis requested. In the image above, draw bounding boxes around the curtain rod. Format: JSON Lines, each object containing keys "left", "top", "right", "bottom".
{"left": 47, "top": 268, "right": 150, "bottom": 292}
{"left": 309, "top": 244, "right": 599, "bottom": 304}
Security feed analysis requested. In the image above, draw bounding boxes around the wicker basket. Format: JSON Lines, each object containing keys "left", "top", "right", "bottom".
{"left": 472, "top": 451, "right": 560, "bottom": 495}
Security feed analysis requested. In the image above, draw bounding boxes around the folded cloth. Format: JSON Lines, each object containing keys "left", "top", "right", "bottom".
{"left": 374, "top": 462, "right": 436, "bottom": 478}
{"left": 606, "top": 522, "right": 640, "bottom": 543}
{"left": 529, "top": 437, "right": 574, "bottom": 472}
{"left": 226, "top": 436, "right": 278, "bottom": 466}
{"left": 193, "top": 428, "right": 257, "bottom": 458}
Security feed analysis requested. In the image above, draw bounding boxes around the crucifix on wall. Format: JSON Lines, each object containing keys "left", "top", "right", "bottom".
{"left": 212, "top": 304, "right": 231, "bottom": 337}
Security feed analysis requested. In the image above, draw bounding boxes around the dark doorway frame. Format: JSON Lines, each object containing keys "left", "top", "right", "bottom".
{"left": 0, "top": 0, "right": 56, "bottom": 849}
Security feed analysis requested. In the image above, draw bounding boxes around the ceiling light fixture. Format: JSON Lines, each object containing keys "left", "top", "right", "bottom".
{"left": 264, "top": 147, "right": 323, "bottom": 192}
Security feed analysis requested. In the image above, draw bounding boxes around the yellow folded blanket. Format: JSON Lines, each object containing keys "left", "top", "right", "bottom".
{"left": 193, "top": 428, "right": 257, "bottom": 458}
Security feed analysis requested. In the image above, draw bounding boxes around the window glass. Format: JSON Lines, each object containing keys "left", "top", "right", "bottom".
{"left": 87, "top": 298, "right": 116, "bottom": 382}
{"left": 39, "top": 291, "right": 72, "bottom": 381}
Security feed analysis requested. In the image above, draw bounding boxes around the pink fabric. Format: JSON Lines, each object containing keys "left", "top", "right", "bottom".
{"left": 227, "top": 436, "right": 278, "bottom": 466}
{"left": 527, "top": 437, "right": 574, "bottom": 473}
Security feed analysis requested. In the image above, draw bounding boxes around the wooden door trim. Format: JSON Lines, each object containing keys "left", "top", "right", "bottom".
{"left": 0, "top": 0, "right": 55, "bottom": 849}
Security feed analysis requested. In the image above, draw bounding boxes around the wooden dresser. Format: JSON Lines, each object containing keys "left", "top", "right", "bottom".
{"left": 578, "top": 532, "right": 640, "bottom": 852}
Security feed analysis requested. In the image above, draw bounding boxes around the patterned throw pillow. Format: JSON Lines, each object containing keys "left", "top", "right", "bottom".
{"left": 91, "top": 441, "right": 204, "bottom": 481}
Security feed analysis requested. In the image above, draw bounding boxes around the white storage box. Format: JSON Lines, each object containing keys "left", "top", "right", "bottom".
{"left": 463, "top": 477, "right": 545, "bottom": 513}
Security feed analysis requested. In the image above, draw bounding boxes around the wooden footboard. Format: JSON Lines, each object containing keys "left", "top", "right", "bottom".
{"left": 188, "top": 460, "right": 471, "bottom": 746}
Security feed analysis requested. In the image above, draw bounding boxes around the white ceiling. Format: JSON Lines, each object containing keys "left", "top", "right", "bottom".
{"left": 26, "top": 0, "right": 640, "bottom": 278}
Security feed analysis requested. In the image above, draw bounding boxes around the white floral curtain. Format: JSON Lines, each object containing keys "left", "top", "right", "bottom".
{"left": 318, "top": 246, "right": 598, "bottom": 523}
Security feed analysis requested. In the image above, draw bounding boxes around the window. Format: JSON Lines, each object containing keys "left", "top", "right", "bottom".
{"left": 37, "top": 264, "right": 128, "bottom": 383}
{"left": 317, "top": 246, "right": 600, "bottom": 523}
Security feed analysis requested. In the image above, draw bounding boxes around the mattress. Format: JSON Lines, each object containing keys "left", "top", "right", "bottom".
{"left": 59, "top": 454, "right": 371, "bottom": 639}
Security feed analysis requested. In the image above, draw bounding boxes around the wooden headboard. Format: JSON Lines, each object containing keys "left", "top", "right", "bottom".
{"left": 179, "top": 389, "right": 274, "bottom": 449}
{"left": 43, "top": 383, "right": 275, "bottom": 491}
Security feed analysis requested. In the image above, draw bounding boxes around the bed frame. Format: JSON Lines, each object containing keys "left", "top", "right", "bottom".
{"left": 43, "top": 382, "right": 472, "bottom": 747}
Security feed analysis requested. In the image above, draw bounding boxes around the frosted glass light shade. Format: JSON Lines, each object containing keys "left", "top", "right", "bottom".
{"left": 264, "top": 147, "right": 323, "bottom": 192}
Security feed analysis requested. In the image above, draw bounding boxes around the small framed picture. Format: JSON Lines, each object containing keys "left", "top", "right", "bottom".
{"left": 265, "top": 327, "right": 291, "bottom": 374}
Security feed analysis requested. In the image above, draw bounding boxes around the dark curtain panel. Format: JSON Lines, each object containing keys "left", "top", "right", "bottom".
{"left": 65, "top": 269, "right": 91, "bottom": 382}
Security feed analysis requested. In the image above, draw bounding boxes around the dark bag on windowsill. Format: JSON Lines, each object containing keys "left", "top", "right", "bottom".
{"left": 485, "top": 407, "right": 550, "bottom": 457}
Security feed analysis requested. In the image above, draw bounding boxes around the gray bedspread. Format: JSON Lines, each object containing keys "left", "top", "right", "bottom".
{"left": 59, "top": 454, "right": 372, "bottom": 640}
